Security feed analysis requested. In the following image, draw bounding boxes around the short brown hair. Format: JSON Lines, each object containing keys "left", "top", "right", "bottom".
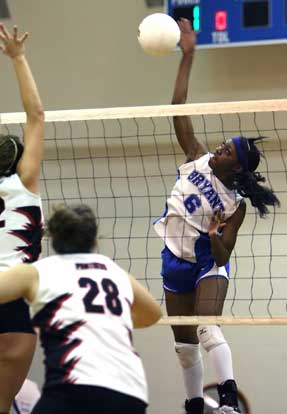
{"left": 47, "top": 204, "right": 97, "bottom": 254}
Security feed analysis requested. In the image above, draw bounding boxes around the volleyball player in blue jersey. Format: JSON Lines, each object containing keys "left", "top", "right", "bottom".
{"left": 153, "top": 19, "right": 279, "bottom": 414}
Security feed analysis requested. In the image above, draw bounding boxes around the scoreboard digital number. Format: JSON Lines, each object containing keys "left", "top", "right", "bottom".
{"left": 166, "top": 0, "right": 287, "bottom": 48}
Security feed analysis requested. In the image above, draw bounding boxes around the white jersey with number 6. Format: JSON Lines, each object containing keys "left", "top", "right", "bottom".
{"left": 0, "top": 173, "right": 43, "bottom": 270}
{"left": 154, "top": 153, "right": 242, "bottom": 262}
{"left": 30, "top": 253, "right": 148, "bottom": 404}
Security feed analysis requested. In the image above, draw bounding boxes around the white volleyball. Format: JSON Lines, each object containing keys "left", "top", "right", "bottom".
{"left": 138, "top": 13, "right": 180, "bottom": 57}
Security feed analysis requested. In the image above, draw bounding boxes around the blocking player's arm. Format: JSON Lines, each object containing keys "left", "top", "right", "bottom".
{"left": 0, "top": 263, "right": 38, "bottom": 304}
{"left": 172, "top": 18, "right": 206, "bottom": 162}
{"left": 128, "top": 274, "right": 162, "bottom": 328}
{"left": 209, "top": 201, "right": 246, "bottom": 267}
{"left": 0, "top": 24, "right": 44, "bottom": 194}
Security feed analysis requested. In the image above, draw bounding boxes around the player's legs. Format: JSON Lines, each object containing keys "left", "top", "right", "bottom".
{"left": 0, "top": 299, "right": 36, "bottom": 413}
{"left": 0, "top": 333, "right": 36, "bottom": 412}
{"left": 162, "top": 243, "right": 204, "bottom": 410}
{"left": 165, "top": 288, "right": 204, "bottom": 413}
{"left": 195, "top": 277, "right": 240, "bottom": 413}
{"left": 162, "top": 247, "right": 238, "bottom": 412}
{"left": 165, "top": 276, "right": 239, "bottom": 413}
{"left": 194, "top": 275, "right": 228, "bottom": 315}
{"left": 165, "top": 287, "right": 198, "bottom": 342}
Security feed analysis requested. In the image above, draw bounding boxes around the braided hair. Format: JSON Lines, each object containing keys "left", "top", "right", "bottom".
{"left": 231, "top": 136, "right": 280, "bottom": 218}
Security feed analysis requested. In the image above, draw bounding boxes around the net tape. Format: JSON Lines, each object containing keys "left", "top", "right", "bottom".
{"left": 1, "top": 100, "right": 287, "bottom": 325}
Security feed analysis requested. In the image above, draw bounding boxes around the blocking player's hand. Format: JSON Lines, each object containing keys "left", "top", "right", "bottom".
{"left": 0, "top": 24, "right": 28, "bottom": 58}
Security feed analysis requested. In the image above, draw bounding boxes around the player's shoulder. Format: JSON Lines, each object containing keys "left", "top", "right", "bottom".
{"left": 93, "top": 254, "right": 130, "bottom": 280}
{"left": 179, "top": 152, "right": 212, "bottom": 170}
{"left": 0, "top": 172, "right": 41, "bottom": 198}
{"left": 227, "top": 199, "right": 246, "bottom": 227}
{"left": 78, "top": 252, "right": 115, "bottom": 268}
{"left": 0, "top": 173, "right": 19, "bottom": 187}
{"left": 238, "top": 198, "right": 247, "bottom": 213}
{"left": 31, "top": 255, "right": 59, "bottom": 271}
{"left": 94, "top": 253, "right": 127, "bottom": 274}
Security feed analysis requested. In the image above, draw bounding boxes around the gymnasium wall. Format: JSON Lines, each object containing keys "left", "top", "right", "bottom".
{"left": 2, "top": 1, "right": 287, "bottom": 413}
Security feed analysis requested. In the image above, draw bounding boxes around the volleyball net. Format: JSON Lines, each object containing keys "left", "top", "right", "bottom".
{"left": 1, "top": 99, "right": 287, "bottom": 325}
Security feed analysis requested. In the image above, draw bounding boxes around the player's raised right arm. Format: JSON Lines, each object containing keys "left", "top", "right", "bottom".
{"left": 0, "top": 23, "right": 44, "bottom": 194}
{"left": 172, "top": 18, "right": 206, "bottom": 162}
{"left": 129, "top": 274, "right": 162, "bottom": 328}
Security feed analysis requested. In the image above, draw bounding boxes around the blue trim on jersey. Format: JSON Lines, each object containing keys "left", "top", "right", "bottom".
{"left": 225, "top": 262, "right": 230, "bottom": 275}
{"left": 153, "top": 202, "right": 168, "bottom": 225}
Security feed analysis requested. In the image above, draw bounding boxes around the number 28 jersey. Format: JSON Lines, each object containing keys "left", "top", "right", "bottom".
{"left": 0, "top": 174, "right": 43, "bottom": 270}
{"left": 30, "top": 253, "right": 148, "bottom": 404}
{"left": 154, "top": 153, "right": 242, "bottom": 262}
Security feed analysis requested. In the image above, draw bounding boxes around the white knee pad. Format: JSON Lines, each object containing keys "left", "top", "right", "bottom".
{"left": 197, "top": 325, "right": 226, "bottom": 352}
{"left": 175, "top": 342, "right": 202, "bottom": 369}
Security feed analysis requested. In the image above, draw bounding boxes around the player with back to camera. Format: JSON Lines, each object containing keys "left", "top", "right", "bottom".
{"left": 153, "top": 18, "right": 280, "bottom": 414}
{"left": 0, "top": 23, "right": 44, "bottom": 414}
{"left": 0, "top": 204, "right": 162, "bottom": 414}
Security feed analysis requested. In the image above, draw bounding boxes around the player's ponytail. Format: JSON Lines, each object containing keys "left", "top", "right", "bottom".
{"left": 231, "top": 136, "right": 280, "bottom": 217}
{"left": 233, "top": 170, "right": 279, "bottom": 217}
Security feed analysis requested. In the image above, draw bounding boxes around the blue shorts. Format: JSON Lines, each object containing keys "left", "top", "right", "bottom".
{"left": 161, "top": 245, "right": 230, "bottom": 294}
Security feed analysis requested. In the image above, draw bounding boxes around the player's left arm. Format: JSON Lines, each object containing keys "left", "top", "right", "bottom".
{"left": 0, "top": 24, "right": 44, "bottom": 194}
{"left": 129, "top": 273, "right": 162, "bottom": 328}
{"left": 209, "top": 201, "right": 246, "bottom": 267}
{"left": 0, "top": 263, "right": 39, "bottom": 304}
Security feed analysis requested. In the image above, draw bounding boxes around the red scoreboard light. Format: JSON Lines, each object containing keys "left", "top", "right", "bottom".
{"left": 167, "top": 0, "right": 287, "bottom": 48}
{"left": 215, "top": 11, "right": 227, "bottom": 31}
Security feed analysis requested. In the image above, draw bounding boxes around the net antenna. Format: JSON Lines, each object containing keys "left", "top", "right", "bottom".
{"left": 2, "top": 99, "right": 287, "bottom": 326}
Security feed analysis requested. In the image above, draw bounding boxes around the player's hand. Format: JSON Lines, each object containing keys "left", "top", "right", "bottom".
{"left": 0, "top": 24, "right": 28, "bottom": 58}
{"left": 208, "top": 209, "right": 226, "bottom": 237}
{"left": 177, "top": 18, "right": 196, "bottom": 56}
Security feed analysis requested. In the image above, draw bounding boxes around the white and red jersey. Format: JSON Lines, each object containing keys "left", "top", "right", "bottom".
{"left": 0, "top": 174, "right": 43, "bottom": 270}
{"left": 154, "top": 153, "right": 242, "bottom": 262}
{"left": 29, "top": 253, "right": 148, "bottom": 404}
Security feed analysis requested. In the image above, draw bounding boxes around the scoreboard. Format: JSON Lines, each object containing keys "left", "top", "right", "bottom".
{"left": 166, "top": 0, "right": 287, "bottom": 48}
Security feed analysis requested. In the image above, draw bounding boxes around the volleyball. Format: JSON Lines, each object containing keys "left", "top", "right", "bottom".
{"left": 138, "top": 13, "right": 180, "bottom": 57}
